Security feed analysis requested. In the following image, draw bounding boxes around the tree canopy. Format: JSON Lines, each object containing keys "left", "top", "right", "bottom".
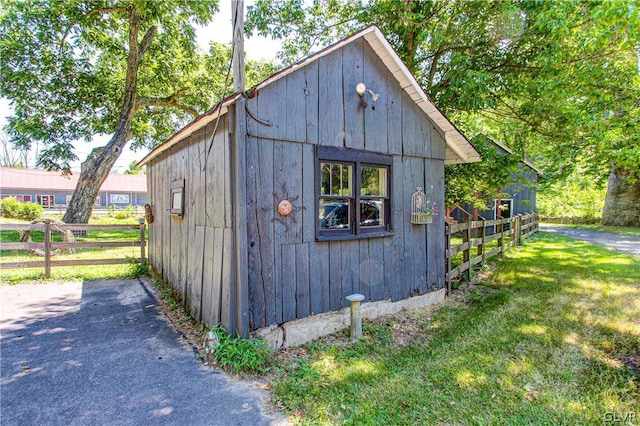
{"left": 2, "top": 0, "right": 638, "bottom": 224}
{"left": 247, "top": 0, "right": 640, "bottom": 224}
{"left": 1, "top": 0, "right": 276, "bottom": 222}
{"left": 1, "top": 0, "right": 220, "bottom": 171}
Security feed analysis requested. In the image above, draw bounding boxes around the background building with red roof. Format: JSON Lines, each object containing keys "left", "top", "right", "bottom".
{"left": 0, "top": 167, "right": 147, "bottom": 208}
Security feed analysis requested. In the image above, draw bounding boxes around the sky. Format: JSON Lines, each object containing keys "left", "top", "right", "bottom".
{"left": 0, "top": 1, "right": 281, "bottom": 173}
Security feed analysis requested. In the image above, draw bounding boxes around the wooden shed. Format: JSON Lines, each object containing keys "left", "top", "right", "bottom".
{"left": 451, "top": 134, "right": 542, "bottom": 225}
{"left": 139, "top": 26, "right": 480, "bottom": 340}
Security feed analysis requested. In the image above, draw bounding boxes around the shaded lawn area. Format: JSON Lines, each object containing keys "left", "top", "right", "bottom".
{"left": 269, "top": 232, "right": 640, "bottom": 425}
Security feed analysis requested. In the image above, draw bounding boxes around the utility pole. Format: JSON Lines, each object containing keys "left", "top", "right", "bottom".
{"left": 231, "top": 0, "right": 249, "bottom": 338}
{"left": 232, "top": 0, "right": 245, "bottom": 93}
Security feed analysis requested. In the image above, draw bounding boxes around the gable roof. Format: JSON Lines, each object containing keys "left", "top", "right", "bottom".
{"left": 0, "top": 167, "right": 147, "bottom": 192}
{"left": 472, "top": 134, "right": 543, "bottom": 176}
{"left": 139, "top": 25, "right": 481, "bottom": 167}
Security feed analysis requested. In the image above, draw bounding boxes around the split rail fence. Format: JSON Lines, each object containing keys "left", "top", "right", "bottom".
{"left": 445, "top": 213, "right": 539, "bottom": 292}
{"left": 3, "top": 214, "right": 537, "bottom": 283}
{"left": 0, "top": 221, "right": 146, "bottom": 278}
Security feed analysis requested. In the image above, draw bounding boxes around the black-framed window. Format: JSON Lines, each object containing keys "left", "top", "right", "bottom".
{"left": 316, "top": 146, "right": 392, "bottom": 240}
{"left": 170, "top": 179, "right": 185, "bottom": 216}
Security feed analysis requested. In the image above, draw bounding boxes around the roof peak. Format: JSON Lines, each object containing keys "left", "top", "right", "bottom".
{"left": 139, "top": 26, "right": 480, "bottom": 166}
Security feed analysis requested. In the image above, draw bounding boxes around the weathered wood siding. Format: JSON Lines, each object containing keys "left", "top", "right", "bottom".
{"left": 507, "top": 168, "right": 538, "bottom": 215}
{"left": 245, "top": 39, "right": 447, "bottom": 330}
{"left": 146, "top": 116, "right": 236, "bottom": 331}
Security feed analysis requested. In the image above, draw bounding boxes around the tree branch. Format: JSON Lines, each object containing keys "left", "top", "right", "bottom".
{"left": 487, "top": 100, "right": 561, "bottom": 140}
{"left": 294, "top": 17, "right": 359, "bottom": 61}
{"left": 59, "top": 7, "right": 126, "bottom": 55}
{"left": 138, "top": 26, "right": 157, "bottom": 60}
{"left": 136, "top": 88, "right": 199, "bottom": 116}
{"left": 427, "top": 50, "right": 443, "bottom": 92}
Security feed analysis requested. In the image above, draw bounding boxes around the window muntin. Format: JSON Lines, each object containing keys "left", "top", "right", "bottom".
{"left": 319, "top": 161, "right": 353, "bottom": 234}
{"left": 317, "top": 147, "right": 392, "bottom": 239}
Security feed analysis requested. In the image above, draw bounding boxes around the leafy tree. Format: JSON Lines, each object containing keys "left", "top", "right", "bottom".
{"left": 247, "top": 0, "right": 640, "bottom": 226}
{"left": 0, "top": 131, "right": 31, "bottom": 168}
{"left": 1, "top": 1, "right": 278, "bottom": 224}
{"left": 445, "top": 135, "right": 522, "bottom": 210}
{"left": 1, "top": 0, "right": 219, "bottom": 223}
{"left": 537, "top": 167, "right": 606, "bottom": 220}
{"left": 124, "top": 160, "right": 144, "bottom": 175}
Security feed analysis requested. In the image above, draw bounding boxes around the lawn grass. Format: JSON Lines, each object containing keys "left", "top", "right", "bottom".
{"left": 0, "top": 215, "right": 145, "bottom": 284}
{"left": 269, "top": 232, "right": 640, "bottom": 425}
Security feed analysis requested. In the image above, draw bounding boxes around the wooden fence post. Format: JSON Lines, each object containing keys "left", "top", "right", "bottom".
{"left": 478, "top": 219, "right": 485, "bottom": 261}
{"left": 139, "top": 219, "right": 146, "bottom": 262}
{"left": 445, "top": 222, "right": 452, "bottom": 295}
{"left": 462, "top": 219, "right": 472, "bottom": 281}
{"left": 44, "top": 220, "right": 51, "bottom": 278}
{"left": 515, "top": 215, "right": 522, "bottom": 246}
{"left": 497, "top": 218, "right": 504, "bottom": 259}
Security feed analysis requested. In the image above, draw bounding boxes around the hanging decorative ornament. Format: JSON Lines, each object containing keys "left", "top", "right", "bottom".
{"left": 278, "top": 199, "right": 293, "bottom": 216}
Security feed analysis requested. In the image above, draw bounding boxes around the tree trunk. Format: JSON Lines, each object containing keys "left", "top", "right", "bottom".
{"left": 63, "top": 6, "right": 151, "bottom": 224}
{"left": 62, "top": 139, "right": 127, "bottom": 223}
{"left": 601, "top": 168, "right": 640, "bottom": 227}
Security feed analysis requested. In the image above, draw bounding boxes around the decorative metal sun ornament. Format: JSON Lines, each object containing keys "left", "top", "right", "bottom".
{"left": 278, "top": 200, "right": 293, "bottom": 216}
{"left": 262, "top": 182, "right": 305, "bottom": 230}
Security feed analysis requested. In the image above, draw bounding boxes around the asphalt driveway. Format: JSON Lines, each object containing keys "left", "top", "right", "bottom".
{"left": 540, "top": 224, "right": 640, "bottom": 255}
{"left": 0, "top": 279, "right": 284, "bottom": 426}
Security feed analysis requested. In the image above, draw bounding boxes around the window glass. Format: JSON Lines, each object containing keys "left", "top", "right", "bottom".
{"left": 170, "top": 179, "right": 185, "bottom": 215}
{"left": 321, "top": 162, "right": 352, "bottom": 196}
{"left": 361, "top": 166, "right": 387, "bottom": 197}
{"left": 360, "top": 200, "right": 384, "bottom": 227}
{"left": 319, "top": 199, "right": 350, "bottom": 230}
{"left": 17, "top": 195, "right": 27, "bottom": 203}
{"left": 172, "top": 191, "right": 182, "bottom": 211}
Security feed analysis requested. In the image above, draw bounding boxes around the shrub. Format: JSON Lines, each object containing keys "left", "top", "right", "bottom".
{"left": 1, "top": 197, "right": 21, "bottom": 218}
{"left": 19, "top": 202, "right": 44, "bottom": 221}
{"left": 115, "top": 211, "right": 128, "bottom": 219}
{"left": 125, "top": 205, "right": 135, "bottom": 217}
